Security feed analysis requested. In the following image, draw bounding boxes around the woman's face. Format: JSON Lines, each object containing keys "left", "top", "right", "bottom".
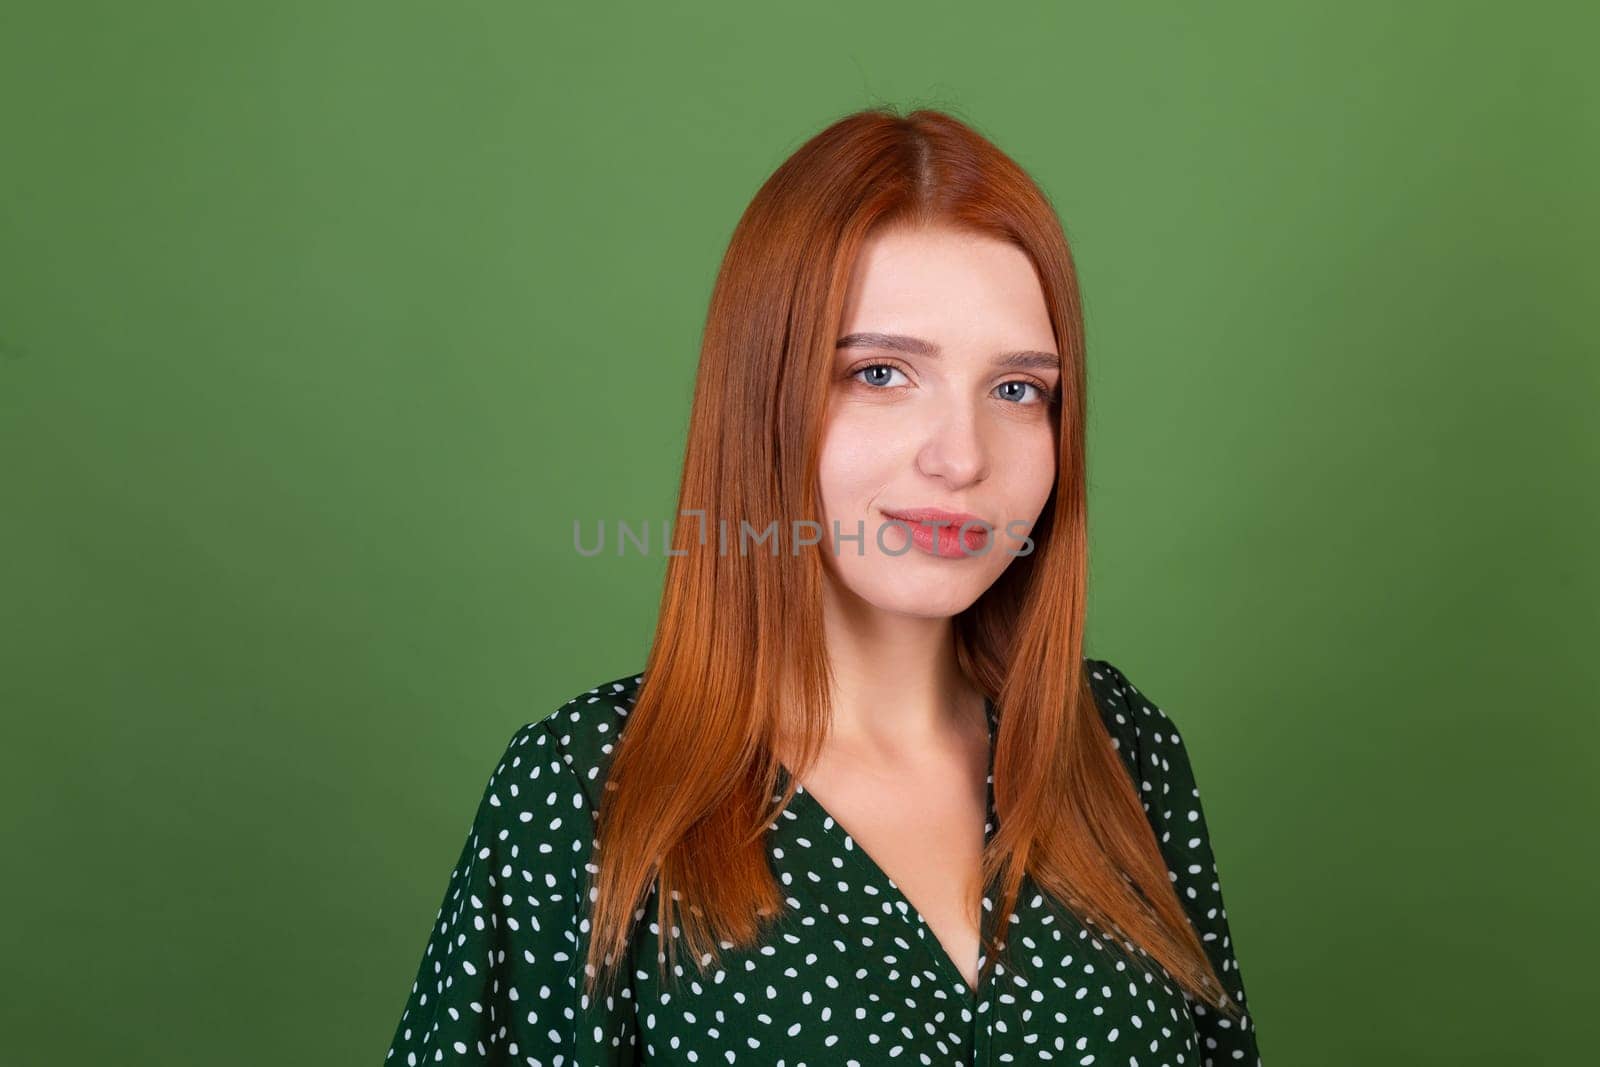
{"left": 816, "top": 223, "right": 1061, "bottom": 618}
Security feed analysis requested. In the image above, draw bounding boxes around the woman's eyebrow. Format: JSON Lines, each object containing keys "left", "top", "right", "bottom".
{"left": 836, "top": 332, "right": 1059, "bottom": 371}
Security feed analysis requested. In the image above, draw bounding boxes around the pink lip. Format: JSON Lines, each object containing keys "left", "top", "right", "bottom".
{"left": 880, "top": 507, "right": 992, "bottom": 559}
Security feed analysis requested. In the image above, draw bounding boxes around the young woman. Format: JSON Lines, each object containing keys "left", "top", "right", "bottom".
{"left": 385, "top": 107, "right": 1262, "bottom": 1066}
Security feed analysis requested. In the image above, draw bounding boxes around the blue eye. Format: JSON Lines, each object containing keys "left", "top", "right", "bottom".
{"left": 850, "top": 364, "right": 1057, "bottom": 405}
{"left": 855, "top": 364, "right": 909, "bottom": 388}
{"left": 995, "top": 380, "right": 1045, "bottom": 404}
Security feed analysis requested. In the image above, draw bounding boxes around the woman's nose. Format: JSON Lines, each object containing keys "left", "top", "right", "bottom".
{"left": 913, "top": 399, "right": 988, "bottom": 487}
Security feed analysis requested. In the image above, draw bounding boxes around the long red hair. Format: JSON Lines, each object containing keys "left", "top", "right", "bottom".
{"left": 581, "top": 105, "right": 1242, "bottom": 1021}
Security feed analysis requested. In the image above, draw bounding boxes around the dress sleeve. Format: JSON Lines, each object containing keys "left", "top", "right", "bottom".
{"left": 383, "top": 718, "right": 638, "bottom": 1065}
{"left": 1098, "top": 661, "right": 1264, "bottom": 1066}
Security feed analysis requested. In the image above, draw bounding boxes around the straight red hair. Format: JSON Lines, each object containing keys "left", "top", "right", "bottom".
{"left": 581, "top": 105, "right": 1242, "bottom": 1021}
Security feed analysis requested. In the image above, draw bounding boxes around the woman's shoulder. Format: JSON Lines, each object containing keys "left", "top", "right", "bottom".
{"left": 1082, "top": 655, "right": 1191, "bottom": 785}
{"left": 522, "top": 669, "right": 646, "bottom": 805}
{"left": 387, "top": 672, "right": 646, "bottom": 1064}
{"left": 1081, "top": 657, "right": 1260, "bottom": 1046}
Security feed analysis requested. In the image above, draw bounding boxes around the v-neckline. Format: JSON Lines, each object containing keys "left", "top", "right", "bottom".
{"left": 775, "top": 696, "right": 999, "bottom": 1003}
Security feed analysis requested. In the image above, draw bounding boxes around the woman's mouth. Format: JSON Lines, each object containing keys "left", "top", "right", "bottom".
{"left": 879, "top": 507, "right": 992, "bottom": 559}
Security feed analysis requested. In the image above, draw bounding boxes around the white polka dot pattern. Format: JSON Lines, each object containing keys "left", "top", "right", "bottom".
{"left": 1090, "top": 661, "right": 1263, "bottom": 1066}
{"left": 384, "top": 661, "right": 1262, "bottom": 1065}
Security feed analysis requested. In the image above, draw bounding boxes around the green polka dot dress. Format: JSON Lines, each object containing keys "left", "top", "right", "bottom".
{"left": 385, "top": 658, "right": 1262, "bottom": 1065}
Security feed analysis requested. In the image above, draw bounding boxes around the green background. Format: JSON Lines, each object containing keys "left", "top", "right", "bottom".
{"left": 2, "top": 1, "right": 1594, "bottom": 1063}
